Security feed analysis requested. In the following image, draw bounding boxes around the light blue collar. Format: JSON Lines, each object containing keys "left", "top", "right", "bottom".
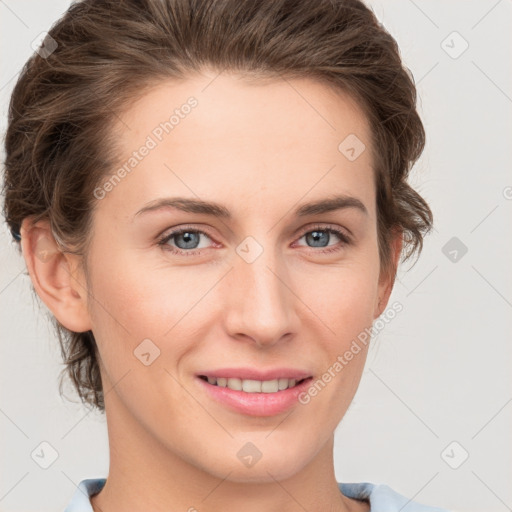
{"left": 64, "top": 478, "right": 449, "bottom": 511}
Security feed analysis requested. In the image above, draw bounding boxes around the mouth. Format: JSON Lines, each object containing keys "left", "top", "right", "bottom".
{"left": 196, "top": 374, "right": 314, "bottom": 416}
{"left": 197, "top": 375, "right": 312, "bottom": 393}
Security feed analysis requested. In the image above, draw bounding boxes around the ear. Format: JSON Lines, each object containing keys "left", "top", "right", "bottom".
{"left": 374, "top": 228, "right": 403, "bottom": 319}
{"left": 20, "top": 217, "right": 92, "bottom": 332}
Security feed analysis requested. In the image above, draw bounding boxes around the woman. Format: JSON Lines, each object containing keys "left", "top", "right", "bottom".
{"left": 3, "top": 0, "right": 449, "bottom": 510}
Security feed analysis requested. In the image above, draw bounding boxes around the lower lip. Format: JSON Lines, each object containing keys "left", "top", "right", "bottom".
{"left": 196, "top": 376, "right": 313, "bottom": 417}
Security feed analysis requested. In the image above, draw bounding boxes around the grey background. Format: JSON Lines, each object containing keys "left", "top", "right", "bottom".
{"left": 1, "top": 1, "right": 511, "bottom": 511}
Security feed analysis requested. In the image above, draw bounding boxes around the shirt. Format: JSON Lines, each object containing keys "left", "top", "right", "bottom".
{"left": 64, "top": 478, "right": 450, "bottom": 511}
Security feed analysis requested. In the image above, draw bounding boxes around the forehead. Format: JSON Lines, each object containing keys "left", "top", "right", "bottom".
{"left": 101, "top": 71, "right": 376, "bottom": 221}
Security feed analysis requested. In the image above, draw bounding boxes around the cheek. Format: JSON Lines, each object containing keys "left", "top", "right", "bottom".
{"left": 301, "top": 260, "right": 380, "bottom": 336}
{"left": 86, "top": 248, "right": 211, "bottom": 365}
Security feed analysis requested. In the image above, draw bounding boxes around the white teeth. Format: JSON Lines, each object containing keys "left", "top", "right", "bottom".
{"left": 242, "top": 379, "right": 262, "bottom": 393}
{"left": 278, "top": 378, "right": 289, "bottom": 390}
{"left": 204, "top": 376, "right": 301, "bottom": 393}
{"left": 261, "top": 380, "right": 278, "bottom": 393}
{"left": 227, "top": 378, "right": 242, "bottom": 391}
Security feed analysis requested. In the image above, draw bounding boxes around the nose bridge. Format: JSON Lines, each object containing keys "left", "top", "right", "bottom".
{"left": 224, "top": 234, "right": 295, "bottom": 345}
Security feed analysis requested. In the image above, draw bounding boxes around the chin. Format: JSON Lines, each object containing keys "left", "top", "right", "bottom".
{"left": 217, "top": 463, "right": 303, "bottom": 484}
{"left": 198, "top": 446, "right": 308, "bottom": 484}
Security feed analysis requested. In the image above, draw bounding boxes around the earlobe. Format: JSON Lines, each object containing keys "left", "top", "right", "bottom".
{"left": 374, "top": 228, "right": 403, "bottom": 319}
{"left": 20, "top": 218, "right": 92, "bottom": 333}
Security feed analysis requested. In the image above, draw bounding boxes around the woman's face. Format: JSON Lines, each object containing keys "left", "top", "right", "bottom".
{"left": 73, "top": 72, "right": 398, "bottom": 482}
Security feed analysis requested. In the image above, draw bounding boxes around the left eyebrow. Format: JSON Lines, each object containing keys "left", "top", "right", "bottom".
{"left": 295, "top": 194, "right": 368, "bottom": 217}
{"left": 133, "top": 194, "right": 368, "bottom": 220}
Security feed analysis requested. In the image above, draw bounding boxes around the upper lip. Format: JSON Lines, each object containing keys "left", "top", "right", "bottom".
{"left": 196, "top": 367, "right": 313, "bottom": 381}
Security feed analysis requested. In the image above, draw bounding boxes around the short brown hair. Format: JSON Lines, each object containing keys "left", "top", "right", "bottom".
{"left": 2, "top": 0, "right": 433, "bottom": 412}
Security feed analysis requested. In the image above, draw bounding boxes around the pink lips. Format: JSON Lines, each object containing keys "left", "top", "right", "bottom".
{"left": 195, "top": 370, "right": 314, "bottom": 417}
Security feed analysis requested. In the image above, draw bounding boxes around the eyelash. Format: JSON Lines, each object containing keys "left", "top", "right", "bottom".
{"left": 156, "top": 224, "right": 351, "bottom": 257}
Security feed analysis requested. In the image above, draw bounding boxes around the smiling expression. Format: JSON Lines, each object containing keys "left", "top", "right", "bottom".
{"left": 75, "top": 69, "right": 397, "bottom": 484}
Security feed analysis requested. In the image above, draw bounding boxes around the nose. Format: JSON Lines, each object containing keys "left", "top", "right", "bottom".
{"left": 223, "top": 241, "right": 298, "bottom": 348}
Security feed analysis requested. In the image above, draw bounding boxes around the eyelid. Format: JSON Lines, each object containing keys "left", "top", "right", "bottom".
{"left": 294, "top": 222, "right": 352, "bottom": 240}
{"left": 157, "top": 223, "right": 350, "bottom": 242}
{"left": 156, "top": 224, "right": 217, "bottom": 247}
{"left": 291, "top": 224, "right": 352, "bottom": 251}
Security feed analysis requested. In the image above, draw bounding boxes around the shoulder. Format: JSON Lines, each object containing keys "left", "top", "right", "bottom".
{"left": 338, "top": 481, "right": 451, "bottom": 511}
{"left": 64, "top": 478, "right": 106, "bottom": 512}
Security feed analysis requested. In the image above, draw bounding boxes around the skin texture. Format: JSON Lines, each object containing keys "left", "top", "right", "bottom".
{"left": 21, "top": 71, "right": 402, "bottom": 512}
